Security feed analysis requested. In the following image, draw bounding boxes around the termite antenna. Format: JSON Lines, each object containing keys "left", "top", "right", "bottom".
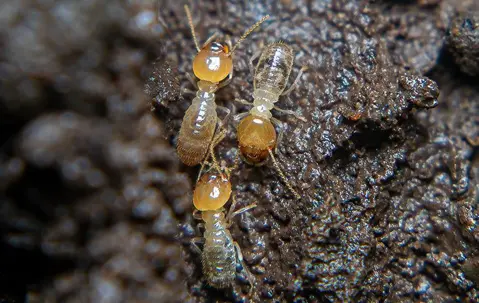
{"left": 209, "top": 128, "right": 226, "bottom": 173}
{"left": 196, "top": 128, "right": 227, "bottom": 182}
{"left": 268, "top": 149, "right": 301, "bottom": 200}
{"left": 157, "top": 0, "right": 169, "bottom": 32}
{"left": 184, "top": 4, "right": 200, "bottom": 52}
{"left": 225, "top": 151, "right": 241, "bottom": 179}
{"left": 229, "top": 15, "right": 270, "bottom": 56}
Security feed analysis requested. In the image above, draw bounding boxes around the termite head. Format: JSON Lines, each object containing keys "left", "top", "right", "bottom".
{"left": 193, "top": 172, "right": 232, "bottom": 211}
{"left": 193, "top": 42, "right": 233, "bottom": 83}
{"left": 237, "top": 114, "right": 277, "bottom": 163}
{"left": 185, "top": 5, "right": 269, "bottom": 84}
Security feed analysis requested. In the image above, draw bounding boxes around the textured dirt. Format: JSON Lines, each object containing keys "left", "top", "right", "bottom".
{"left": 0, "top": 0, "right": 478, "bottom": 302}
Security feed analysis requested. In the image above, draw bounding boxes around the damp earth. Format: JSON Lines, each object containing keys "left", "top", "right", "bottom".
{"left": 0, "top": 0, "right": 478, "bottom": 302}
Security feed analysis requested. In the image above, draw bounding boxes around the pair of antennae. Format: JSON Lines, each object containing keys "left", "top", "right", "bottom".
{"left": 184, "top": 5, "right": 269, "bottom": 55}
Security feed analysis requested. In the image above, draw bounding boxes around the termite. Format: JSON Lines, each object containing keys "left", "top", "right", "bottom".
{"left": 190, "top": 137, "right": 256, "bottom": 292}
{"left": 176, "top": 5, "right": 269, "bottom": 166}
{"left": 234, "top": 42, "right": 307, "bottom": 200}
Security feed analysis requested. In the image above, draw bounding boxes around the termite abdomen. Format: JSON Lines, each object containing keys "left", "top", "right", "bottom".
{"left": 201, "top": 210, "right": 237, "bottom": 288}
{"left": 177, "top": 93, "right": 217, "bottom": 166}
{"left": 254, "top": 42, "right": 294, "bottom": 99}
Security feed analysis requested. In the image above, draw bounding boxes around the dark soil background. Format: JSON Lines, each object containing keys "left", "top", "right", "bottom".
{"left": 0, "top": 0, "right": 478, "bottom": 302}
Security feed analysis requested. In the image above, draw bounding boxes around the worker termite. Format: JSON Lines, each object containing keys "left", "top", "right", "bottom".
{"left": 234, "top": 42, "right": 307, "bottom": 200}
{"left": 190, "top": 140, "right": 256, "bottom": 292}
{"left": 176, "top": 5, "right": 269, "bottom": 166}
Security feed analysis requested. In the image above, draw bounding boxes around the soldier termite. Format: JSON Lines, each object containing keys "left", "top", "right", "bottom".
{"left": 190, "top": 137, "right": 256, "bottom": 293}
{"left": 234, "top": 42, "right": 307, "bottom": 200}
{"left": 176, "top": 5, "right": 269, "bottom": 166}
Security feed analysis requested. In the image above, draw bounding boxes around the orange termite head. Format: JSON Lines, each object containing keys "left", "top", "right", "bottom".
{"left": 193, "top": 172, "right": 232, "bottom": 211}
{"left": 237, "top": 115, "right": 277, "bottom": 164}
{"left": 193, "top": 42, "right": 233, "bottom": 83}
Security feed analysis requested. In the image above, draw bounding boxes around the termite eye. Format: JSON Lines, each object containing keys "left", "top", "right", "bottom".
{"left": 193, "top": 42, "right": 233, "bottom": 83}
{"left": 193, "top": 173, "right": 232, "bottom": 211}
{"left": 237, "top": 115, "right": 277, "bottom": 163}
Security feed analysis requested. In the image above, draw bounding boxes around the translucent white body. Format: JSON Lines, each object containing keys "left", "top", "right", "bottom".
{"left": 250, "top": 42, "right": 294, "bottom": 119}
{"left": 177, "top": 82, "right": 217, "bottom": 166}
{"left": 201, "top": 210, "right": 237, "bottom": 288}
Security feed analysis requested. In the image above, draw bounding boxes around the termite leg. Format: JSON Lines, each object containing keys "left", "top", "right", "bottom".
{"left": 273, "top": 106, "right": 307, "bottom": 122}
{"left": 190, "top": 237, "right": 205, "bottom": 255}
{"left": 186, "top": 72, "right": 198, "bottom": 89}
{"left": 228, "top": 204, "right": 257, "bottom": 227}
{"left": 224, "top": 151, "right": 241, "bottom": 179}
{"left": 156, "top": 1, "right": 169, "bottom": 32}
{"left": 234, "top": 242, "right": 255, "bottom": 295}
{"left": 226, "top": 196, "right": 257, "bottom": 226}
{"left": 201, "top": 32, "right": 219, "bottom": 48}
{"left": 271, "top": 117, "right": 284, "bottom": 150}
{"left": 233, "top": 98, "right": 254, "bottom": 107}
{"left": 193, "top": 209, "right": 202, "bottom": 220}
{"left": 281, "top": 65, "right": 308, "bottom": 96}
{"left": 267, "top": 149, "right": 301, "bottom": 200}
{"left": 218, "top": 67, "right": 234, "bottom": 89}
{"left": 225, "top": 34, "right": 232, "bottom": 51}
{"left": 180, "top": 87, "right": 196, "bottom": 96}
{"left": 196, "top": 223, "right": 205, "bottom": 235}
{"left": 217, "top": 106, "right": 231, "bottom": 127}
{"left": 233, "top": 112, "right": 249, "bottom": 126}
{"left": 249, "top": 49, "right": 262, "bottom": 83}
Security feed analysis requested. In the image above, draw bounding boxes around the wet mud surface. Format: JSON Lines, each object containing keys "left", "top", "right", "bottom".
{"left": 0, "top": 0, "right": 478, "bottom": 302}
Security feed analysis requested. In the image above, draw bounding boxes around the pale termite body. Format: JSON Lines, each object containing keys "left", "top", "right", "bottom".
{"left": 235, "top": 42, "right": 306, "bottom": 199}
{"left": 176, "top": 6, "right": 269, "bottom": 166}
{"left": 200, "top": 209, "right": 237, "bottom": 288}
{"left": 177, "top": 81, "right": 218, "bottom": 166}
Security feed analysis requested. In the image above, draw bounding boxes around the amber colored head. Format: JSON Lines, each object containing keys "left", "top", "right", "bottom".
{"left": 193, "top": 173, "right": 232, "bottom": 211}
{"left": 237, "top": 115, "right": 277, "bottom": 163}
{"left": 193, "top": 42, "right": 233, "bottom": 83}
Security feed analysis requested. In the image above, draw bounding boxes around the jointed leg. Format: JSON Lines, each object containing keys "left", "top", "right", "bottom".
{"left": 180, "top": 88, "right": 196, "bottom": 98}
{"left": 193, "top": 209, "right": 202, "bottom": 220}
{"left": 271, "top": 117, "right": 284, "bottom": 151}
{"left": 224, "top": 151, "right": 241, "bottom": 179}
{"left": 233, "top": 112, "right": 249, "bottom": 126}
{"left": 248, "top": 49, "right": 262, "bottom": 84}
{"left": 218, "top": 67, "right": 234, "bottom": 89}
{"left": 190, "top": 237, "right": 205, "bottom": 255}
{"left": 196, "top": 223, "right": 205, "bottom": 235}
{"left": 186, "top": 73, "right": 198, "bottom": 89}
{"left": 234, "top": 242, "right": 255, "bottom": 295}
{"left": 217, "top": 106, "right": 231, "bottom": 127}
{"left": 233, "top": 98, "right": 254, "bottom": 107}
{"left": 281, "top": 65, "right": 308, "bottom": 96}
{"left": 225, "top": 35, "right": 232, "bottom": 51}
{"left": 273, "top": 106, "right": 307, "bottom": 122}
{"left": 228, "top": 204, "right": 257, "bottom": 224}
{"left": 226, "top": 196, "right": 257, "bottom": 226}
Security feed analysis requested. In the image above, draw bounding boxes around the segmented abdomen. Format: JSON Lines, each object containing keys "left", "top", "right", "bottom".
{"left": 202, "top": 212, "right": 237, "bottom": 288}
{"left": 254, "top": 42, "right": 294, "bottom": 97}
{"left": 177, "top": 92, "right": 217, "bottom": 166}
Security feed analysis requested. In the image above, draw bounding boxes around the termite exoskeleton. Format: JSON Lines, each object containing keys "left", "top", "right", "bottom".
{"left": 176, "top": 5, "right": 269, "bottom": 166}
{"left": 190, "top": 139, "right": 256, "bottom": 292}
{"left": 234, "top": 42, "right": 307, "bottom": 200}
